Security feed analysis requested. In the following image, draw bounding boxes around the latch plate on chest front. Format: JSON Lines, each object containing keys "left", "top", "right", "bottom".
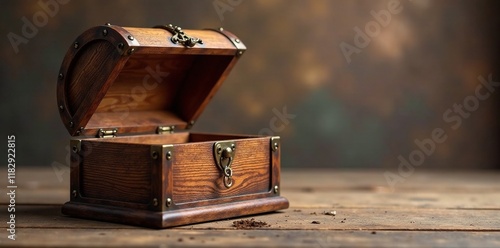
{"left": 213, "top": 141, "right": 236, "bottom": 188}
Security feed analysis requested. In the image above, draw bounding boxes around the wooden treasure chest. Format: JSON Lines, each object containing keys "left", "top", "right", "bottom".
{"left": 56, "top": 23, "right": 289, "bottom": 228}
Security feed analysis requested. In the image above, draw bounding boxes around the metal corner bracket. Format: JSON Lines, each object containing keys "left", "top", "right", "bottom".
{"left": 271, "top": 136, "right": 280, "bottom": 152}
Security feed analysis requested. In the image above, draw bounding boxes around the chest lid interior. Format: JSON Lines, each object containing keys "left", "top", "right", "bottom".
{"left": 57, "top": 24, "right": 246, "bottom": 137}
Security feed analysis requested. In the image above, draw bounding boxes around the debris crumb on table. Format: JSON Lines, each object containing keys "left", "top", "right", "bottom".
{"left": 324, "top": 210, "right": 336, "bottom": 216}
{"left": 233, "top": 218, "right": 270, "bottom": 229}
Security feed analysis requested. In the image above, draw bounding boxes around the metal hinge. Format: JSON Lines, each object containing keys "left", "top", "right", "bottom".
{"left": 157, "top": 126, "right": 175, "bottom": 134}
{"left": 97, "top": 128, "right": 117, "bottom": 138}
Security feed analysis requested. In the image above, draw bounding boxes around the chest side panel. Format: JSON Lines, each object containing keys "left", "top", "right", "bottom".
{"left": 79, "top": 141, "right": 153, "bottom": 205}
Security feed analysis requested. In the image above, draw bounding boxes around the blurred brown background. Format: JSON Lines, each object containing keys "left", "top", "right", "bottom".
{"left": 1, "top": 0, "right": 499, "bottom": 170}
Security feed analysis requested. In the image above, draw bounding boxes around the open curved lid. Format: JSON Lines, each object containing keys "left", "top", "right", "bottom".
{"left": 56, "top": 24, "right": 245, "bottom": 137}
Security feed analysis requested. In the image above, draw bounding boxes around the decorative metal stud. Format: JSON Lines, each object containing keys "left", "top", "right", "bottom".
{"left": 74, "top": 42, "right": 79, "bottom": 49}
{"left": 58, "top": 73, "right": 64, "bottom": 80}
{"left": 72, "top": 190, "right": 77, "bottom": 198}
{"left": 102, "top": 29, "right": 108, "bottom": 36}
{"left": 76, "top": 127, "right": 83, "bottom": 135}
{"left": 127, "top": 35, "right": 134, "bottom": 41}
{"left": 151, "top": 151, "right": 158, "bottom": 160}
{"left": 186, "top": 120, "right": 195, "bottom": 129}
{"left": 59, "top": 105, "right": 64, "bottom": 111}
{"left": 166, "top": 198, "right": 172, "bottom": 207}
{"left": 274, "top": 185, "right": 279, "bottom": 194}
{"left": 70, "top": 140, "right": 81, "bottom": 155}
{"left": 153, "top": 198, "right": 158, "bottom": 207}
{"left": 117, "top": 43, "right": 124, "bottom": 49}
{"left": 166, "top": 151, "right": 172, "bottom": 160}
{"left": 235, "top": 38, "right": 240, "bottom": 43}
{"left": 69, "top": 121, "right": 74, "bottom": 128}
{"left": 127, "top": 48, "right": 135, "bottom": 55}
{"left": 105, "top": 22, "right": 111, "bottom": 26}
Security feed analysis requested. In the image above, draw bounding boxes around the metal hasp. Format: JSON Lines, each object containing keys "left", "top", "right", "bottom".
{"left": 154, "top": 24, "right": 203, "bottom": 48}
{"left": 213, "top": 141, "right": 236, "bottom": 188}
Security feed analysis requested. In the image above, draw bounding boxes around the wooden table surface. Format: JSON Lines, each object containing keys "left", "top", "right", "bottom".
{"left": 1, "top": 167, "right": 500, "bottom": 247}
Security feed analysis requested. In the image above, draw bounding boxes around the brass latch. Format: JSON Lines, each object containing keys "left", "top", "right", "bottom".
{"left": 97, "top": 128, "right": 117, "bottom": 138}
{"left": 213, "top": 141, "right": 236, "bottom": 188}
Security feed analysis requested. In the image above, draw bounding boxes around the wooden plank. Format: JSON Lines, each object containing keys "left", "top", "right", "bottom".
{"left": 282, "top": 169, "right": 500, "bottom": 192}
{"left": 285, "top": 191, "right": 500, "bottom": 209}
{"left": 4, "top": 189, "right": 500, "bottom": 210}
{"left": 2, "top": 205, "right": 500, "bottom": 231}
{"left": 1, "top": 167, "right": 500, "bottom": 247}
{"left": 3, "top": 167, "right": 500, "bottom": 193}
{"left": 0, "top": 189, "right": 67, "bottom": 205}
{"left": 180, "top": 208, "right": 500, "bottom": 231}
{"left": 2, "top": 229, "right": 500, "bottom": 247}
{"left": 2, "top": 168, "right": 500, "bottom": 209}
{"left": 0, "top": 167, "right": 69, "bottom": 189}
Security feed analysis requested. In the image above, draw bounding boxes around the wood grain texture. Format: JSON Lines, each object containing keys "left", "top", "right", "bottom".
{"left": 4, "top": 205, "right": 500, "bottom": 231}
{"left": 3, "top": 168, "right": 500, "bottom": 207}
{"left": 78, "top": 141, "right": 153, "bottom": 205}
{"left": 85, "top": 110, "right": 187, "bottom": 136}
{"left": 2, "top": 205, "right": 500, "bottom": 247}
{"left": 3, "top": 228, "right": 500, "bottom": 248}
{"left": 66, "top": 40, "right": 116, "bottom": 115}
{"left": 95, "top": 54, "right": 196, "bottom": 113}
{"left": 124, "top": 27, "right": 240, "bottom": 55}
{"left": 1, "top": 168, "right": 500, "bottom": 247}
{"left": 92, "top": 133, "right": 260, "bottom": 146}
{"left": 61, "top": 196, "right": 288, "bottom": 228}
{"left": 57, "top": 25, "right": 244, "bottom": 137}
{"left": 172, "top": 138, "right": 271, "bottom": 204}
{"left": 96, "top": 132, "right": 191, "bottom": 144}
{"left": 57, "top": 25, "right": 132, "bottom": 136}
{"left": 59, "top": 134, "right": 286, "bottom": 228}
